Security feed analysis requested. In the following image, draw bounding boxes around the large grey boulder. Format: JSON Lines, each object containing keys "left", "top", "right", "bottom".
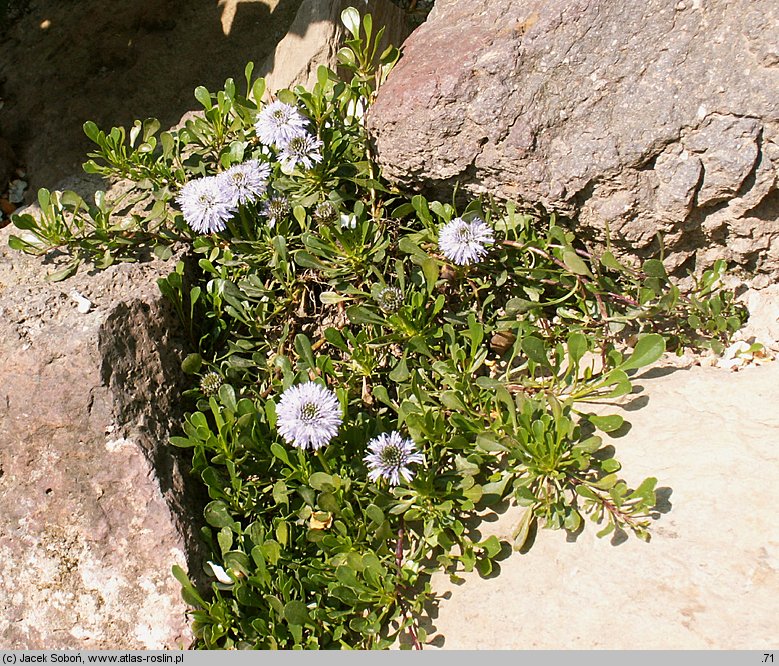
{"left": 0, "top": 177, "right": 200, "bottom": 648}
{"left": 368, "top": 0, "right": 779, "bottom": 283}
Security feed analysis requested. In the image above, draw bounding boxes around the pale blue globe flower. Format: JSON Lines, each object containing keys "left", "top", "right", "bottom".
{"left": 276, "top": 381, "right": 343, "bottom": 450}
{"left": 217, "top": 159, "right": 271, "bottom": 207}
{"left": 364, "top": 431, "right": 424, "bottom": 486}
{"left": 375, "top": 286, "right": 404, "bottom": 313}
{"left": 177, "top": 176, "right": 235, "bottom": 234}
{"left": 261, "top": 194, "right": 291, "bottom": 228}
{"left": 255, "top": 100, "right": 309, "bottom": 148}
{"left": 438, "top": 216, "right": 495, "bottom": 265}
{"left": 278, "top": 132, "right": 323, "bottom": 173}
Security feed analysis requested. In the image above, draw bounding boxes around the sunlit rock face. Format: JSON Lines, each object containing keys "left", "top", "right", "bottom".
{"left": 369, "top": 0, "right": 779, "bottom": 283}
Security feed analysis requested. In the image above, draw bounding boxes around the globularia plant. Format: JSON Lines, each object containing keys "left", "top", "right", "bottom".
{"left": 10, "top": 8, "right": 747, "bottom": 649}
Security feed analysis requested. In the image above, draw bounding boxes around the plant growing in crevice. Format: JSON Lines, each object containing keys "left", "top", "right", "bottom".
{"left": 10, "top": 7, "right": 747, "bottom": 649}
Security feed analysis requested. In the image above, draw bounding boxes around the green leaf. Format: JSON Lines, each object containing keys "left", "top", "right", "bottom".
{"left": 389, "top": 355, "right": 410, "bottom": 382}
{"left": 83, "top": 120, "right": 100, "bottom": 143}
{"left": 365, "top": 504, "right": 384, "bottom": 525}
{"left": 512, "top": 509, "right": 534, "bottom": 551}
{"left": 415, "top": 256, "right": 439, "bottom": 292}
{"left": 371, "top": 385, "right": 394, "bottom": 409}
{"left": 294, "top": 334, "right": 316, "bottom": 370}
{"left": 440, "top": 390, "right": 466, "bottom": 411}
{"left": 294, "top": 251, "right": 329, "bottom": 271}
{"left": 397, "top": 235, "right": 427, "bottom": 259}
{"left": 251, "top": 77, "right": 266, "bottom": 104}
{"left": 574, "top": 435, "right": 602, "bottom": 453}
{"left": 194, "top": 86, "right": 212, "bottom": 110}
{"left": 596, "top": 522, "right": 615, "bottom": 538}
{"left": 172, "top": 564, "right": 207, "bottom": 607}
{"left": 476, "top": 434, "right": 507, "bottom": 453}
{"left": 336, "top": 46, "right": 356, "bottom": 66}
{"left": 481, "top": 475, "right": 511, "bottom": 500}
{"left": 642, "top": 259, "right": 667, "bottom": 278}
{"left": 324, "top": 327, "right": 348, "bottom": 351}
{"left": 170, "top": 436, "right": 195, "bottom": 448}
{"left": 600, "top": 251, "right": 623, "bottom": 271}
{"left": 10, "top": 214, "right": 38, "bottom": 231}
{"left": 593, "top": 473, "right": 618, "bottom": 490}
{"left": 153, "top": 244, "right": 173, "bottom": 261}
{"left": 346, "top": 305, "right": 384, "bottom": 326}
{"left": 218, "top": 383, "right": 237, "bottom": 411}
{"left": 620, "top": 334, "right": 666, "bottom": 371}
{"left": 522, "top": 336, "right": 550, "bottom": 367}
{"left": 270, "top": 443, "right": 291, "bottom": 467}
{"left": 45, "top": 261, "right": 79, "bottom": 282}
{"left": 217, "top": 527, "right": 233, "bottom": 554}
{"left": 562, "top": 250, "right": 593, "bottom": 277}
{"left": 480, "top": 535, "right": 502, "bottom": 558}
{"left": 341, "top": 6, "right": 361, "bottom": 37}
{"left": 283, "top": 600, "right": 311, "bottom": 626}
{"left": 319, "top": 291, "right": 349, "bottom": 305}
{"left": 567, "top": 332, "right": 588, "bottom": 365}
{"left": 261, "top": 540, "right": 281, "bottom": 565}
{"left": 181, "top": 353, "right": 202, "bottom": 375}
{"left": 628, "top": 477, "right": 658, "bottom": 503}
{"left": 588, "top": 414, "right": 624, "bottom": 433}
{"left": 275, "top": 521, "right": 288, "bottom": 547}
{"left": 308, "top": 472, "right": 335, "bottom": 491}
{"left": 575, "top": 485, "right": 599, "bottom": 501}
{"left": 475, "top": 558, "right": 493, "bottom": 577}
{"left": 276, "top": 88, "right": 296, "bottom": 106}
{"left": 204, "top": 501, "right": 236, "bottom": 529}
{"left": 559, "top": 509, "right": 579, "bottom": 532}
{"left": 272, "top": 480, "right": 289, "bottom": 506}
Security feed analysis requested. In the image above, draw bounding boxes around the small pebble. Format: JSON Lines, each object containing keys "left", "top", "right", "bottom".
{"left": 8, "top": 179, "right": 27, "bottom": 204}
{"left": 70, "top": 289, "right": 93, "bottom": 314}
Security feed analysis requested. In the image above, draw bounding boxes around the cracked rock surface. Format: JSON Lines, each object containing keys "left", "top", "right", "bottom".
{"left": 0, "top": 177, "right": 200, "bottom": 649}
{"left": 368, "top": 0, "right": 779, "bottom": 282}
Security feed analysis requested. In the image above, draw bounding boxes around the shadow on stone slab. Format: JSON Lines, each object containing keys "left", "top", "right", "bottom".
{"left": 610, "top": 526, "right": 629, "bottom": 547}
{"left": 621, "top": 394, "right": 650, "bottom": 412}
{"left": 652, "top": 486, "right": 674, "bottom": 516}
{"left": 637, "top": 365, "right": 684, "bottom": 380}
{"left": 414, "top": 590, "right": 445, "bottom": 649}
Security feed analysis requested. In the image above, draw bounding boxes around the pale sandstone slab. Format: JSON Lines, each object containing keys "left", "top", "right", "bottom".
{"left": 429, "top": 359, "right": 779, "bottom": 649}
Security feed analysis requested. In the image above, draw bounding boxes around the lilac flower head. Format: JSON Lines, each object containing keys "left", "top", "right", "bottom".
{"left": 255, "top": 101, "right": 309, "bottom": 148}
{"left": 313, "top": 200, "right": 339, "bottom": 225}
{"left": 200, "top": 372, "right": 223, "bottom": 397}
{"left": 276, "top": 381, "right": 342, "bottom": 450}
{"left": 217, "top": 159, "right": 270, "bottom": 207}
{"left": 364, "top": 431, "right": 424, "bottom": 486}
{"left": 261, "top": 195, "right": 291, "bottom": 229}
{"left": 177, "top": 176, "right": 235, "bottom": 234}
{"left": 438, "top": 216, "right": 495, "bottom": 266}
{"left": 375, "top": 286, "right": 403, "bottom": 313}
{"left": 278, "top": 132, "right": 323, "bottom": 173}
